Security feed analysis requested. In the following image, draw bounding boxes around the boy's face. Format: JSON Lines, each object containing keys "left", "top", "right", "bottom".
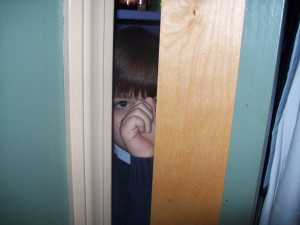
{"left": 113, "top": 95, "right": 140, "bottom": 150}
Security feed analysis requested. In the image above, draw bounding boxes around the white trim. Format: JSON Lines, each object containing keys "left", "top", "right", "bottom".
{"left": 64, "top": 0, "right": 114, "bottom": 224}
{"left": 64, "top": 0, "right": 86, "bottom": 224}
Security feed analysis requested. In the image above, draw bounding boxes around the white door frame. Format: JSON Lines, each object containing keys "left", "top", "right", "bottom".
{"left": 64, "top": 0, "right": 114, "bottom": 224}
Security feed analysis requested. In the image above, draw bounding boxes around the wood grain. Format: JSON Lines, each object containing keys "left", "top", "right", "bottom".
{"left": 151, "top": 0, "right": 245, "bottom": 224}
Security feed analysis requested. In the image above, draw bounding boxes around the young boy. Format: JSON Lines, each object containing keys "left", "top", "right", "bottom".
{"left": 112, "top": 26, "right": 159, "bottom": 225}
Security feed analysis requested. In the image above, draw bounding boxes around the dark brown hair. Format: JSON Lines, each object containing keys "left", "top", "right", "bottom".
{"left": 113, "top": 26, "right": 159, "bottom": 98}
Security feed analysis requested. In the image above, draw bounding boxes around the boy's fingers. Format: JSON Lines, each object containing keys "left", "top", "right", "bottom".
{"left": 121, "top": 110, "right": 152, "bottom": 133}
{"left": 121, "top": 115, "right": 146, "bottom": 133}
{"left": 144, "top": 97, "right": 156, "bottom": 120}
{"left": 120, "top": 98, "right": 156, "bottom": 139}
{"left": 128, "top": 100, "right": 154, "bottom": 122}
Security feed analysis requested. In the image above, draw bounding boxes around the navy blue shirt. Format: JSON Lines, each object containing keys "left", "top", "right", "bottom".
{"left": 112, "top": 152, "right": 153, "bottom": 225}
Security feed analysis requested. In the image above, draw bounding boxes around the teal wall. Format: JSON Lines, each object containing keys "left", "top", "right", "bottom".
{"left": 220, "top": 0, "right": 285, "bottom": 224}
{"left": 0, "top": 1, "right": 70, "bottom": 225}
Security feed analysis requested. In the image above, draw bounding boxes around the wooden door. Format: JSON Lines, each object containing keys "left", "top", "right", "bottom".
{"left": 150, "top": 0, "right": 286, "bottom": 224}
{"left": 151, "top": 0, "right": 246, "bottom": 224}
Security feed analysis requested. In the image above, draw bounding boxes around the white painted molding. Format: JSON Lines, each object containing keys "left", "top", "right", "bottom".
{"left": 64, "top": 0, "right": 114, "bottom": 224}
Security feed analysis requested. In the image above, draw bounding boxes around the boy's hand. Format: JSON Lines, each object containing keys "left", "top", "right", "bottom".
{"left": 120, "top": 97, "right": 156, "bottom": 158}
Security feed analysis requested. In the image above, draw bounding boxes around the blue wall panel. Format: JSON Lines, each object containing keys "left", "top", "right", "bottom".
{"left": 220, "top": 0, "right": 286, "bottom": 224}
{"left": 0, "top": 1, "right": 69, "bottom": 224}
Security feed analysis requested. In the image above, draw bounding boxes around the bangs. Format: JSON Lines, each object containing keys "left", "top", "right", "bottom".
{"left": 114, "top": 64, "right": 158, "bottom": 98}
{"left": 113, "top": 27, "right": 159, "bottom": 98}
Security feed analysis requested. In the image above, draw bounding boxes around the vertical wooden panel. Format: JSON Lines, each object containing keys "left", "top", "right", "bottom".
{"left": 151, "top": 0, "right": 245, "bottom": 224}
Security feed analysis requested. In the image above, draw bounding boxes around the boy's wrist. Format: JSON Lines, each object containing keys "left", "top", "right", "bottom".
{"left": 126, "top": 145, "right": 154, "bottom": 158}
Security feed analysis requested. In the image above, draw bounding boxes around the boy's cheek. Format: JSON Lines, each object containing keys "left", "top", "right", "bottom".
{"left": 114, "top": 108, "right": 130, "bottom": 117}
{"left": 113, "top": 115, "right": 126, "bottom": 149}
{"left": 114, "top": 109, "right": 125, "bottom": 120}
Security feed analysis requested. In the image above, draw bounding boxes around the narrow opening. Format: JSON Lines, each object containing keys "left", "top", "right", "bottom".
{"left": 111, "top": 2, "right": 161, "bottom": 225}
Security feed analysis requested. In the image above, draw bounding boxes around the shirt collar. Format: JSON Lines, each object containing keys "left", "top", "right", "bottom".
{"left": 113, "top": 144, "right": 131, "bottom": 165}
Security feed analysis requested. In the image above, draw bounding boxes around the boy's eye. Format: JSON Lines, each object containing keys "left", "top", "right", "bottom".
{"left": 114, "top": 100, "right": 132, "bottom": 109}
